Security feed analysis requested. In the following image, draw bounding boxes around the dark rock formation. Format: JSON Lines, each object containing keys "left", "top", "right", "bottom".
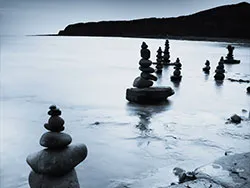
{"left": 227, "top": 114, "right": 242, "bottom": 124}
{"left": 58, "top": 2, "right": 250, "bottom": 40}
{"left": 202, "top": 60, "right": 211, "bottom": 74}
{"left": 163, "top": 40, "right": 171, "bottom": 65}
{"left": 224, "top": 45, "right": 240, "bottom": 64}
{"left": 214, "top": 57, "right": 225, "bottom": 81}
{"left": 126, "top": 42, "right": 174, "bottom": 104}
{"left": 26, "top": 105, "right": 88, "bottom": 188}
{"left": 155, "top": 47, "right": 163, "bottom": 74}
{"left": 170, "top": 58, "right": 182, "bottom": 82}
{"left": 133, "top": 42, "right": 157, "bottom": 88}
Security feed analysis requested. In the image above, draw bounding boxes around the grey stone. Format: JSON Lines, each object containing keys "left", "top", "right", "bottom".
{"left": 139, "top": 66, "right": 155, "bottom": 73}
{"left": 26, "top": 144, "right": 88, "bottom": 176}
{"left": 29, "top": 169, "right": 80, "bottom": 188}
{"left": 133, "top": 77, "right": 153, "bottom": 88}
{"left": 230, "top": 114, "right": 242, "bottom": 124}
{"left": 139, "top": 59, "right": 152, "bottom": 67}
{"left": 40, "top": 132, "right": 72, "bottom": 149}
{"left": 247, "top": 86, "right": 250, "bottom": 93}
{"left": 140, "top": 72, "right": 157, "bottom": 81}
{"left": 126, "top": 87, "right": 175, "bottom": 104}
{"left": 44, "top": 116, "right": 65, "bottom": 132}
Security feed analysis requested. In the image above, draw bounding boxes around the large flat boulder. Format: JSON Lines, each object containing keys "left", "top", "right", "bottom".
{"left": 126, "top": 87, "right": 174, "bottom": 104}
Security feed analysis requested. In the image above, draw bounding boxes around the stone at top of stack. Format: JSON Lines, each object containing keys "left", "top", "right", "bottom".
{"left": 155, "top": 47, "right": 163, "bottom": 74}
{"left": 133, "top": 42, "right": 157, "bottom": 88}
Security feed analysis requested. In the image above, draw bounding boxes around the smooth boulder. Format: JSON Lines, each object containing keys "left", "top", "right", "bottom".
{"left": 27, "top": 144, "right": 88, "bottom": 176}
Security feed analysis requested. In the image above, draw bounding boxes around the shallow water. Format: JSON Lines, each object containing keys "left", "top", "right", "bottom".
{"left": 0, "top": 36, "right": 249, "bottom": 188}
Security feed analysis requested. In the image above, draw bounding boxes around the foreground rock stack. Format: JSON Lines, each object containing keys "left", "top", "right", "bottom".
{"left": 202, "top": 60, "right": 211, "bottom": 74}
{"left": 155, "top": 47, "right": 164, "bottom": 74}
{"left": 26, "top": 105, "right": 88, "bottom": 188}
{"left": 171, "top": 58, "right": 182, "bottom": 82}
{"left": 224, "top": 44, "right": 240, "bottom": 64}
{"left": 126, "top": 42, "right": 174, "bottom": 104}
{"left": 214, "top": 57, "right": 225, "bottom": 81}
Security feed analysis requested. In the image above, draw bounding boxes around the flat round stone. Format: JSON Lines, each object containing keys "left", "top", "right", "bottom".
{"left": 140, "top": 72, "right": 157, "bottom": 81}
{"left": 126, "top": 87, "right": 175, "bottom": 104}
{"left": 44, "top": 116, "right": 65, "bottom": 132}
{"left": 133, "top": 77, "right": 153, "bottom": 88}
{"left": 139, "top": 66, "right": 155, "bottom": 73}
{"left": 139, "top": 59, "right": 152, "bottom": 67}
{"left": 40, "top": 132, "right": 72, "bottom": 149}
{"left": 26, "top": 144, "right": 88, "bottom": 176}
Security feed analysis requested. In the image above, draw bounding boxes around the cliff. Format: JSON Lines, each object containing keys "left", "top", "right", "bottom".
{"left": 58, "top": 2, "right": 250, "bottom": 40}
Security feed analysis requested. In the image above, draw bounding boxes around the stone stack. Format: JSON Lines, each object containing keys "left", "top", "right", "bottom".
{"left": 170, "top": 58, "right": 182, "bottom": 82}
{"left": 26, "top": 105, "right": 88, "bottom": 188}
{"left": 126, "top": 42, "right": 175, "bottom": 104}
{"left": 155, "top": 47, "right": 163, "bottom": 74}
{"left": 214, "top": 57, "right": 225, "bottom": 81}
{"left": 224, "top": 44, "right": 240, "bottom": 64}
{"left": 202, "top": 60, "right": 211, "bottom": 74}
{"left": 133, "top": 42, "right": 157, "bottom": 88}
{"left": 163, "top": 39, "right": 171, "bottom": 65}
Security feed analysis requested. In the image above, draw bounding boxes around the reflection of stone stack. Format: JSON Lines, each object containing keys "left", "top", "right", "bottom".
{"left": 26, "top": 105, "right": 88, "bottom": 188}
{"left": 163, "top": 39, "right": 170, "bottom": 65}
{"left": 214, "top": 57, "right": 225, "bottom": 80}
{"left": 126, "top": 42, "right": 175, "bottom": 104}
{"left": 202, "top": 60, "right": 211, "bottom": 74}
{"left": 133, "top": 42, "right": 157, "bottom": 88}
{"left": 155, "top": 47, "right": 163, "bottom": 74}
{"left": 170, "top": 58, "right": 182, "bottom": 81}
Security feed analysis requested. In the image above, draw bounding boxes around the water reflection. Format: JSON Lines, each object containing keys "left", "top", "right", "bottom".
{"left": 126, "top": 101, "right": 172, "bottom": 134}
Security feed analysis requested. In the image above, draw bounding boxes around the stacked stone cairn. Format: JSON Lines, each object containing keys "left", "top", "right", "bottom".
{"left": 202, "top": 60, "right": 211, "bottom": 74}
{"left": 214, "top": 57, "right": 225, "bottom": 81}
{"left": 170, "top": 58, "right": 182, "bottom": 82}
{"left": 126, "top": 42, "right": 175, "bottom": 104}
{"left": 26, "top": 105, "right": 88, "bottom": 188}
{"left": 155, "top": 47, "right": 164, "bottom": 74}
{"left": 133, "top": 42, "right": 158, "bottom": 88}
{"left": 163, "top": 39, "right": 171, "bottom": 65}
{"left": 224, "top": 44, "right": 240, "bottom": 64}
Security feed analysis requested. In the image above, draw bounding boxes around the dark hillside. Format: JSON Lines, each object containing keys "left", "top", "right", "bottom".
{"left": 58, "top": 2, "right": 250, "bottom": 40}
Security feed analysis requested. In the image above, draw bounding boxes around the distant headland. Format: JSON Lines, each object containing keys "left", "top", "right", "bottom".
{"left": 57, "top": 2, "right": 250, "bottom": 41}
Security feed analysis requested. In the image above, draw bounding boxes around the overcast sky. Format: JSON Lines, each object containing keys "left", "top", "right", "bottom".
{"left": 1, "top": 0, "right": 249, "bottom": 35}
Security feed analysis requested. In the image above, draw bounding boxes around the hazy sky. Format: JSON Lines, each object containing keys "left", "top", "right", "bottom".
{"left": 1, "top": 0, "right": 249, "bottom": 35}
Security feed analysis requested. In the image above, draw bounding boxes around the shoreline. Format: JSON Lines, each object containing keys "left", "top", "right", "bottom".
{"left": 28, "top": 34, "right": 250, "bottom": 44}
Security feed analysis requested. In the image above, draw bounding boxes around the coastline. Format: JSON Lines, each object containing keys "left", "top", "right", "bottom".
{"left": 29, "top": 34, "right": 250, "bottom": 44}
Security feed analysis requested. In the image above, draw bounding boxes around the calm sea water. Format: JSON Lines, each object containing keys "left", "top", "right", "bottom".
{"left": 0, "top": 36, "right": 250, "bottom": 188}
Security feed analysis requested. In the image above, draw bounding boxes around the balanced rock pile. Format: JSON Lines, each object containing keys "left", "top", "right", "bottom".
{"left": 214, "top": 57, "right": 225, "bottom": 81}
{"left": 224, "top": 44, "right": 240, "bottom": 64}
{"left": 202, "top": 60, "right": 211, "bottom": 74}
{"left": 126, "top": 42, "right": 174, "bottom": 104}
{"left": 170, "top": 58, "right": 182, "bottom": 82}
{"left": 26, "top": 105, "right": 88, "bottom": 188}
{"left": 133, "top": 42, "right": 157, "bottom": 88}
{"left": 155, "top": 47, "right": 163, "bottom": 74}
{"left": 163, "top": 39, "right": 171, "bottom": 65}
